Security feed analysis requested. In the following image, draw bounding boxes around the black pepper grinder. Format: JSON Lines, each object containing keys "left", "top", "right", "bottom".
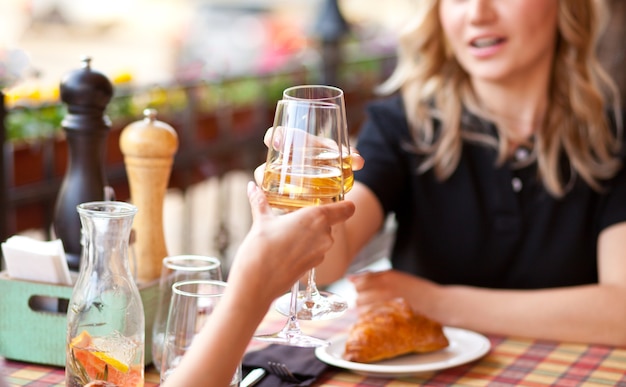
{"left": 53, "top": 56, "right": 114, "bottom": 271}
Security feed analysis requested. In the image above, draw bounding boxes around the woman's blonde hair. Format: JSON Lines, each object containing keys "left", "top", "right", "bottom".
{"left": 378, "top": 0, "right": 622, "bottom": 197}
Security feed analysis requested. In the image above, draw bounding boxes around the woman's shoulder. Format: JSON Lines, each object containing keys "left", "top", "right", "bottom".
{"left": 356, "top": 94, "right": 413, "bottom": 144}
{"left": 365, "top": 93, "right": 405, "bottom": 116}
{"left": 362, "top": 94, "right": 411, "bottom": 132}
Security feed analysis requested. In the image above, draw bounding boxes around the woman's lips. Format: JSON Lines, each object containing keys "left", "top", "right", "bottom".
{"left": 471, "top": 37, "right": 505, "bottom": 48}
{"left": 468, "top": 36, "right": 506, "bottom": 58}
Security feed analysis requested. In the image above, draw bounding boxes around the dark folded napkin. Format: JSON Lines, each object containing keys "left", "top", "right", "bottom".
{"left": 242, "top": 344, "right": 329, "bottom": 387}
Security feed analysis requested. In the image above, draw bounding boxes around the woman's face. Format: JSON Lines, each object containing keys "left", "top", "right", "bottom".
{"left": 438, "top": 0, "right": 559, "bottom": 85}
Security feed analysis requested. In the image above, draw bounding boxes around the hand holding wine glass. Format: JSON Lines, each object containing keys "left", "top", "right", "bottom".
{"left": 254, "top": 97, "right": 348, "bottom": 346}
{"left": 157, "top": 184, "right": 354, "bottom": 387}
{"left": 276, "top": 85, "right": 354, "bottom": 321}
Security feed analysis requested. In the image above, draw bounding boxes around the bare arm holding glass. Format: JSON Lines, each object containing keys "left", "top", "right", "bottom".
{"left": 160, "top": 182, "right": 355, "bottom": 387}
{"left": 253, "top": 132, "right": 365, "bottom": 285}
{"left": 249, "top": 93, "right": 365, "bottom": 345}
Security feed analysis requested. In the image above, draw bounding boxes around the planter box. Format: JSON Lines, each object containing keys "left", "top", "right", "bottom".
{"left": 0, "top": 272, "right": 158, "bottom": 367}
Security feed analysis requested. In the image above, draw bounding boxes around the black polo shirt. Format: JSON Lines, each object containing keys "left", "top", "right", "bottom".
{"left": 354, "top": 95, "right": 626, "bottom": 289}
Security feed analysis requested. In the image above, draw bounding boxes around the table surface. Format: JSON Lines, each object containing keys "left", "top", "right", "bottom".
{"left": 3, "top": 307, "right": 626, "bottom": 386}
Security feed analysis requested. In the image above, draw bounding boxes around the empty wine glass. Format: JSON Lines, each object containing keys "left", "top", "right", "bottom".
{"left": 254, "top": 98, "right": 345, "bottom": 347}
{"left": 160, "top": 280, "right": 241, "bottom": 386}
{"left": 151, "top": 255, "right": 222, "bottom": 373}
{"left": 276, "top": 85, "right": 354, "bottom": 321}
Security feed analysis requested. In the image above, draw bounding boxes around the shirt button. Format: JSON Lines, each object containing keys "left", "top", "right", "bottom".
{"left": 515, "top": 147, "right": 530, "bottom": 161}
{"left": 512, "top": 177, "right": 523, "bottom": 192}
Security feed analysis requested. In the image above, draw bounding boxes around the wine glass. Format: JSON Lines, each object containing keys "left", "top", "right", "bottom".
{"left": 160, "top": 280, "right": 242, "bottom": 386}
{"left": 275, "top": 85, "right": 354, "bottom": 321}
{"left": 151, "top": 255, "right": 223, "bottom": 373}
{"left": 253, "top": 98, "right": 345, "bottom": 347}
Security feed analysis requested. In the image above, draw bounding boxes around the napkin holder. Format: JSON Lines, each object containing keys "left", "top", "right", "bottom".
{"left": 0, "top": 272, "right": 159, "bottom": 367}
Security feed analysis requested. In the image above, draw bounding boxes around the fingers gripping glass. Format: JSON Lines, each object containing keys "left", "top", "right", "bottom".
{"left": 277, "top": 85, "right": 354, "bottom": 321}
{"left": 254, "top": 98, "right": 348, "bottom": 347}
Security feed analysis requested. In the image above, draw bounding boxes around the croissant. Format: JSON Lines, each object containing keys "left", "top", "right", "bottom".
{"left": 343, "top": 298, "right": 449, "bottom": 363}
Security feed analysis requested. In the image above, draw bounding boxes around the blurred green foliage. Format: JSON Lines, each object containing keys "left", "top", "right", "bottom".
{"left": 4, "top": 55, "right": 391, "bottom": 143}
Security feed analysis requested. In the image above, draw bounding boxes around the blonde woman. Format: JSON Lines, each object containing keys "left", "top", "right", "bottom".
{"left": 316, "top": 0, "right": 626, "bottom": 346}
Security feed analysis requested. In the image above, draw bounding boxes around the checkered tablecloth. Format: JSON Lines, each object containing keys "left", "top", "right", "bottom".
{"left": 312, "top": 336, "right": 626, "bottom": 387}
{"left": 3, "top": 309, "right": 626, "bottom": 386}
{"left": 0, "top": 361, "right": 161, "bottom": 387}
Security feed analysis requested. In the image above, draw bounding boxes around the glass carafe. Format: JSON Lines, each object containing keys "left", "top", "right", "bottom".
{"left": 66, "top": 201, "right": 144, "bottom": 387}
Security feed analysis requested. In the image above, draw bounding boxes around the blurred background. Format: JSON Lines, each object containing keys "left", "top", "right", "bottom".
{"left": 1, "top": 0, "right": 414, "bottom": 97}
{"left": 0, "top": 0, "right": 414, "bottom": 274}
{"left": 0, "top": 0, "right": 623, "bottom": 276}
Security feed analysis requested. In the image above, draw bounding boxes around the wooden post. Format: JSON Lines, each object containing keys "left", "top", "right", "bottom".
{"left": 314, "top": 0, "right": 350, "bottom": 87}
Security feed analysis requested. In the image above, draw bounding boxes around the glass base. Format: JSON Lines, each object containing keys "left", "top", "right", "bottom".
{"left": 274, "top": 290, "right": 348, "bottom": 321}
{"left": 254, "top": 325, "right": 329, "bottom": 347}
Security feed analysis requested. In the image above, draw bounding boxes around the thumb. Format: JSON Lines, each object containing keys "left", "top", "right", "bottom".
{"left": 318, "top": 200, "right": 356, "bottom": 226}
{"left": 247, "top": 181, "right": 271, "bottom": 221}
{"left": 253, "top": 163, "right": 266, "bottom": 186}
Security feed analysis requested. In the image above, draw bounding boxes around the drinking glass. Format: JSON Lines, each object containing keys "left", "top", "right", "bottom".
{"left": 152, "top": 255, "right": 222, "bottom": 373}
{"left": 254, "top": 98, "right": 345, "bottom": 347}
{"left": 276, "top": 85, "right": 354, "bottom": 321}
{"left": 160, "top": 280, "right": 241, "bottom": 386}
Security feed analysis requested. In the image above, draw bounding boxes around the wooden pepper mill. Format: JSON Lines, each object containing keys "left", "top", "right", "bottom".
{"left": 53, "top": 56, "right": 114, "bottom": 271}
{"left": 119, "top": 108, "right": 178, "bottom": 283}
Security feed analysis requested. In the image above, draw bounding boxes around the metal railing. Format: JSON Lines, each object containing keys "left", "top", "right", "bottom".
{"left": 1, "top": 54, "right": 396, "bottom": 262}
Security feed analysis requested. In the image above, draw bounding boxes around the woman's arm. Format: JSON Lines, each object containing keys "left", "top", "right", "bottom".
{"left": 314, "top": 181, "right": 386, "bottom": 285}
{"left": 161, "top": 183, "right": 355, "bottom": 387}
{"left": 350, "top": 222, "right": 626, "bottom": 346}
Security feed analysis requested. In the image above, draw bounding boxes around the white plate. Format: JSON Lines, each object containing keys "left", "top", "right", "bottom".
{"left": 314, "top": 327, "right": 491, "bottom": 378}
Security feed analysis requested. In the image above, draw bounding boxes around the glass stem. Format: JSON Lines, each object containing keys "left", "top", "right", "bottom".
{"left": 306, "top": 268, "right": 319, "bottom": 302}
{"left": 284, "top": 280, "right": 302, "bottom": 337}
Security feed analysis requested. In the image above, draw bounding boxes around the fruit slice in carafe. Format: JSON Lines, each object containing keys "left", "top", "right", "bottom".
{"left": 67, "top": 331, "right": 143, "bottom": 387}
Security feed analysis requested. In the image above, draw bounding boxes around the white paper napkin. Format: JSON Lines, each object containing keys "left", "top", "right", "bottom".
{"left": 1, "top": 236, "right": 72, "bottom": 285}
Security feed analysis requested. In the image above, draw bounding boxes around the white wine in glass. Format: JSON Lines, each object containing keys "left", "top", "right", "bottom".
{"left": 254, "top": 98, "right": 344, "bottom": 347}
{"left": 274, "top": 84, "right": 354, "bottom": 321}
{"left": 262, "top": 148, "right": 346, "bottom": 211}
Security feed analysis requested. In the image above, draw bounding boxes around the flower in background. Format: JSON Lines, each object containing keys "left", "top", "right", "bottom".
{"left": 0, "top": 47, "right": 30, "bottom": 90}
{"left": 1, "top": 48, "right": 65, "bottom": 142}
